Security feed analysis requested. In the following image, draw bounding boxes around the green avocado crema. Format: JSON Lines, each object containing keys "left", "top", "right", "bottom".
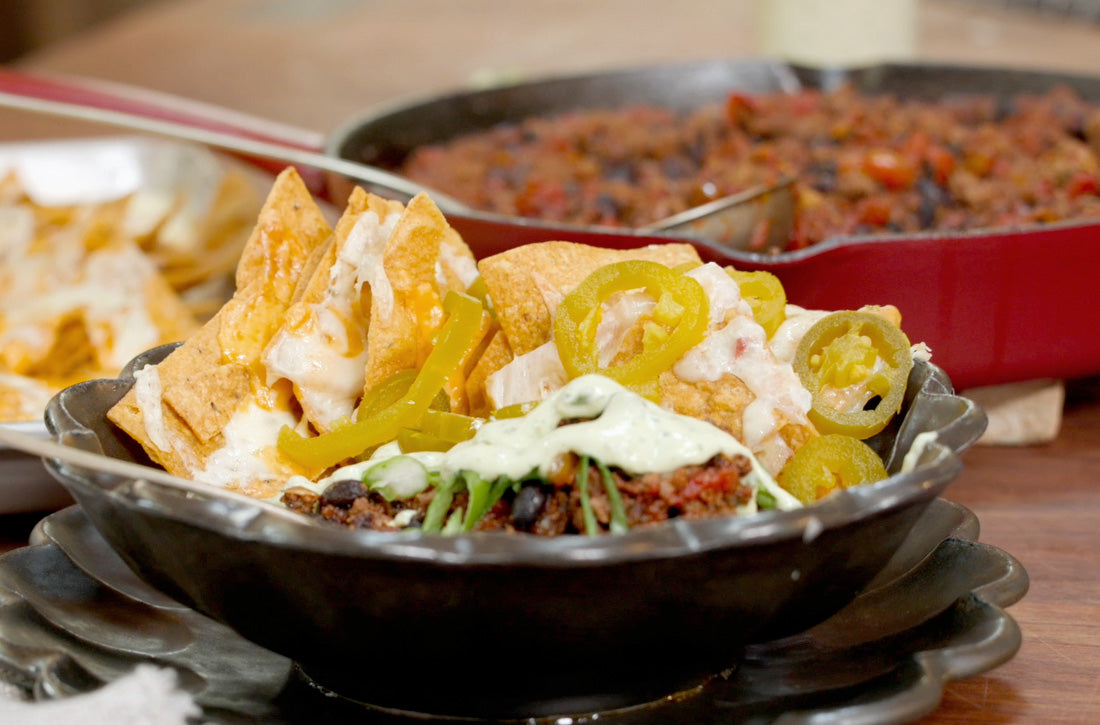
{"left": 283, "top": 374, "right": 802, "bottom": 533}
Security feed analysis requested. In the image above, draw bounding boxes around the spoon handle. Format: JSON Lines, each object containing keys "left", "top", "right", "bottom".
{"left": 0, "top": 68, "right": 469, "bottom": 212}
{"left": 0, "top": 423, "right": 303, "bottom": 523}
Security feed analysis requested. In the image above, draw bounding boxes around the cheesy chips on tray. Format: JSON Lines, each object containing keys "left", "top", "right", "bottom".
{"left": 0, "top": 140, "right": 262, "bottom": 423}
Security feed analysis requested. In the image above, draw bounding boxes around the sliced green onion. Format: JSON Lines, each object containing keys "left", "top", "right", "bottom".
{"left": 463, "top": 473, "right": 519, "bottom": 531}
{"left": 756, "top": 487, "right": 777, "bottom": 510}
{"left": 442, "top": 507, "right": 465, "bottom": 535}
{"left": 422, "top": 478, "right": 458, "bottom": 533}
{"left": 595, "top": 460, "right": 629, "bottom": 534}
{"left": 362, "top": 455, "right": 431, "bottom": 501}
{"left": 576, "top": 456, "right": 599, "bottom": 537}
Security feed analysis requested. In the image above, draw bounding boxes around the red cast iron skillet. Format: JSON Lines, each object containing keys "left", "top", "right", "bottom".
{"left": 326, "top": 59, "right": 1100, "bottom": 390}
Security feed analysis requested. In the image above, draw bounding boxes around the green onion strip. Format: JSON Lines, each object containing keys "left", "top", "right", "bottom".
{"left": 576, "top": 456, "right": 600, "bottom": 537}
{"left": 595, "top": 460, "right": 630, "bottom": 534}
{"left": 462, "top": 472, "right": 515, "bottom": 531}
{"left": 421, "top": 478, "right": 457, "bottom": 534}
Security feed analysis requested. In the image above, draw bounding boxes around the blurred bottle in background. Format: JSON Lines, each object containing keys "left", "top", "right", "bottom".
{"left": 753, "top": 0, "right": 918, "bottom": 66}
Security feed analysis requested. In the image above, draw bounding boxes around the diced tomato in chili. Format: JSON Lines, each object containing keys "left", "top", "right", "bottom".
{"left": 725, "top": 92, "right": 757, "bottom": 126}
{"left": 924, "top": 145, "right": 956, "bottom": 185}
{"left": 863, "top": 149, "right": 918, "bottom": 190}
{"left": 789, "top": 91, "right": 821, "bottom": 116}
{"left": 899, "top": 131, "right": 931, "bottom": 163}
{"left": 515, "top": 180, "right": 570, "bottom": 218}
{"left": 963, "top": 151, "right": 995, "bottom": 177}
{"left": 678, "top": 466, "right": 741, "bottom": 502}
{"left": 855, "top": 195, "right": 894, "bottom": 226}
{"left": 1067, "top": 170, "right": 1100, "bottom": 198}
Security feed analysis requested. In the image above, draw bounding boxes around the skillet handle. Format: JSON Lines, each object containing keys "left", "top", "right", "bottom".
{"left": 0, "top": 67, "right": 329, "bottom": 189}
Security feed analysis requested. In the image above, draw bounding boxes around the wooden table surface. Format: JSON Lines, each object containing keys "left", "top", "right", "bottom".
{"left": 2, "top": 1, "right": 1100, "bottom": 722}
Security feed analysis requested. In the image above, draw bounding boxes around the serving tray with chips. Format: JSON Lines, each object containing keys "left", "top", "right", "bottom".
{"left": 0, "top": 136, "right": 265, "bottom": 513}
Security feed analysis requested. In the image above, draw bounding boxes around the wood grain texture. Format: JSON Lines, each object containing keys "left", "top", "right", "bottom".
{"left": 933, "top": 377, "right": 1100, "bottom": 723}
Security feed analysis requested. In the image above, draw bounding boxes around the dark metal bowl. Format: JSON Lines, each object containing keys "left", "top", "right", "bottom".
{"left": 325, "top": 59, "right": 1100, "bottom": 389}
{"left": 42, "top": 344, "right": 986, "bottom": 718}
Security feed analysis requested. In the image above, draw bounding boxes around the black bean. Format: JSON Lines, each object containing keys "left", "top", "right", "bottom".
{"left": 487, "top": 165, "right": 526, "bottom": 187}
{"left": 994, "top": 95, "right": 1018, "bottom": 122}
{"left": 602, "top": 161, "right": 636, "bottom": 183}
{"left": 686, "top": 135, "right": 707, "bottom": 165}
{"left": 320, "top": 479, "right": 369, "bottom": 508}
{"left": 660, "top": 156, "right": 694, "bottom": 179}
{"left": 511, "top": 484, "right": 548, "bottom": 530}
{"left": 807, "top": 159, "right": 838, "bottom": 193}
{"left": 594, "top": 194, "right": 623, "bottom": 219}
{"left": 917, "top": 176, "right": 949, "bottom": 229}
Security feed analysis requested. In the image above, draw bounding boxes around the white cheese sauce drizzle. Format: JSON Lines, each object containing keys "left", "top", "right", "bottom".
{"left": 133, "top": 364, "right": 171, "bottom": 452}
{"left": 197, "top": 401, "right": 298, "bottom": 489}
{"left": 304, "top": 375, "right": 802, "bottom": 513}
{"left": 262, "top": 210, "right": 400, "bottom": 425}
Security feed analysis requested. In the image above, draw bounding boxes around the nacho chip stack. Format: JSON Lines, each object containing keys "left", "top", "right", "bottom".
{"left": 109, "top": 169, "right": 488, "bottom": 497}
{"left": 108, "top": 162, "right": 823, "bottom": 495}
{"left": 109, "top": 169, "right": 333, "bottom": 497}
{"left": 472, "top": 241, "right": 818, "bottom": 475}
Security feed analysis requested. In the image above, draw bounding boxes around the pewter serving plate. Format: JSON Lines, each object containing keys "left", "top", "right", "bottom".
{"left": 0, "top": 500, "right": 1025, "bottom": 724}
{"left": 39, "top": 345, "right": 989, "bottom": 717}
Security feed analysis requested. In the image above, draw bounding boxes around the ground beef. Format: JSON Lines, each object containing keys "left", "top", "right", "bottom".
{"left": 282, "top": 453, "right": 757, "bottom": 536}
{"left": 397, "top": 84, "right": 1100, "bottom": 251}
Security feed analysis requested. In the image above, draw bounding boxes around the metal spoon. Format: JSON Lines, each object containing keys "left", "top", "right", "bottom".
{"left": 0, "top": 423, "right": 306, "bottom": 525}
{"left": 0, "top": 87, "right": 471, "bottom": 213}
{"left": 642, "top": 176, "right": 796, "bottom": 253}
{"left": 0, "top": 71, "right": 794, "bottom": 251}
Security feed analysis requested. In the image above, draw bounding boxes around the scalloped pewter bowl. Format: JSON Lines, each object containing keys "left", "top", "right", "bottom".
{"left": 41, "top": 344, "right": 986, "bottom": 718}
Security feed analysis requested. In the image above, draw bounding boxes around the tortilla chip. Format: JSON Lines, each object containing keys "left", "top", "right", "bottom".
{"left": 476, "top": 244, "right": 819, "bottom": 474}
{"left": 108, "top": 168, "right": 332, "bottom": 496}
{"left": 214, "top": 170, "right": 335, "bottom": 393}
{"left": 15, "top": 311, "right": 96, "bottom": 381}
{"left": 0, "top": 372, "right": 53, "bottom": 422}
{"left": 658, "top": 372, "right": 756, "bottom": 440}
{"left": 84, "top": 242, "right": 201, "bottom": 371}
{"left": 147, "top": 324, "right": 254, "bottom": 444}
{"left": 0, "top": 199, "right": 199, "bottom": 387}
{"left": 477, "top": 241, "right": 702, "bottom": 356}
{"left": 361, "top": 193, "right": 487, "bottom": 413}
{"left": 262, "top": 187, "right": 404, "bottom": 432}
{"left": 147, "top": 167, "right": 262, "bottom": 293}
{"left": 661, "top": 369, "right": 815, "bottom": 474}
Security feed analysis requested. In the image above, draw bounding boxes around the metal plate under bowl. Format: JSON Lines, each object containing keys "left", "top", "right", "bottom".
{"left": 0, "top": 498, "right": 1025, "bottom": 724}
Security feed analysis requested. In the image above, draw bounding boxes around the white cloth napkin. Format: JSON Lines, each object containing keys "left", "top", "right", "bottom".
{"left": 0, "top": 665, "right": 199, "bottom": 724}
